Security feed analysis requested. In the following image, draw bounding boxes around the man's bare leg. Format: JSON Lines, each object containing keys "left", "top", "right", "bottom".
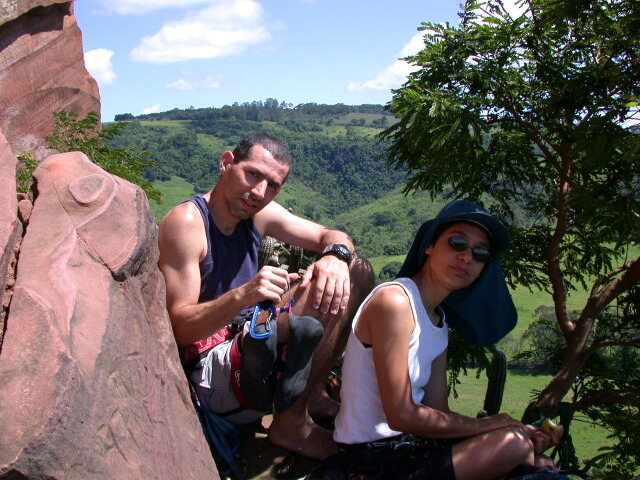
{"left": 304, "top": 255, "right": 374, "bottom": 421}
{"left": 267, "top": 256, "right": 374, "bottom": 459}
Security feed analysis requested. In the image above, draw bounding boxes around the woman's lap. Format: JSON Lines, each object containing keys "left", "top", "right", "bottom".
{"left": 328, "top": 434, "right": 457, "bottom": 480}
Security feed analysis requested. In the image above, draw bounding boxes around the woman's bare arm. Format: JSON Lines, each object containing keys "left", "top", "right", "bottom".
{"left": 362, "top": 285, "right": 523, "bottom": 438}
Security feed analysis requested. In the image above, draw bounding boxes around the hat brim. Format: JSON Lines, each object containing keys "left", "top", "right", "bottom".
{"left": 444, "top": 212, "right": 510, "bottom": 252}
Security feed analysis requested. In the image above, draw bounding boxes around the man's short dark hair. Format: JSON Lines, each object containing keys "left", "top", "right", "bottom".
{"left": 233, "top": 133, "right": 291, "bottom": 166}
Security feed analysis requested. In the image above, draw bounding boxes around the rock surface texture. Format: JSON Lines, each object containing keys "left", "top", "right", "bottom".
{"left": 0, "top": 2, "right": 100, "bottom": 160}
{"left": 0, "top": 130, "right": 20, "bottom": 347}
{"left": 0, "top": 152, "right": 217, "bottom": 479}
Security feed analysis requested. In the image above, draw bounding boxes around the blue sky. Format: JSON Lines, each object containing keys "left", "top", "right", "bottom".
{"left": 75, "top": 1, "right": 462, "bottom": 121}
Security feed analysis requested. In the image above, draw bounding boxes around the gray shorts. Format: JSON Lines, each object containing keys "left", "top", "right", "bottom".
{"left": 189, "top": 322, "right": 264, "bottom": 425}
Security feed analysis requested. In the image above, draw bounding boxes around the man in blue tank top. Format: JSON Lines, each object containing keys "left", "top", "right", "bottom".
{"left": 158, "top": 133, "right": 374, "bottom": 460}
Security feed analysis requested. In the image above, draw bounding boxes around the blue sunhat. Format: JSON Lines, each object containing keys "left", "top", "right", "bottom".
{"left": 397, "top": 200, "right": 517, "bottom": 345}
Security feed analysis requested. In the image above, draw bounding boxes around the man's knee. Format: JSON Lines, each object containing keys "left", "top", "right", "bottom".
{"left": 292, "top": 254, "right": 374, "bottom": 319}
{"left": 349, "top": 254, "right": 375, "bottom": 299}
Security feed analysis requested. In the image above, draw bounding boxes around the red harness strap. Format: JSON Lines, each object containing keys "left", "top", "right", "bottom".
{"left": 194, "top": 326, "right": 235, "bottom": 354}
{"left": 180, "top": 325, "right": 237, "bottom": 370}
{"left": 229, "top": 334, "right": 252, "bottom": 410}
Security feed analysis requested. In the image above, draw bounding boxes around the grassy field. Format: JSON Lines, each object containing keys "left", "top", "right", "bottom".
{"left": 139, "top": 119, "right": 192, "bottom": 131}
{"left": 150, "top": 175, "right": 196, "bottom": 220}
{"left": 196, "top": 133, "right": 230, "bottom": 155}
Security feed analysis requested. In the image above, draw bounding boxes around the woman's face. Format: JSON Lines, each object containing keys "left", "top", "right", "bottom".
{"left": 424, "top": 222, "right": 491, "bottom": 292}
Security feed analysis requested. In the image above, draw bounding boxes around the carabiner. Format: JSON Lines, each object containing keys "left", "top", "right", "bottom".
{"left": 249, "top": 301, "right": 277, "bottom": 339}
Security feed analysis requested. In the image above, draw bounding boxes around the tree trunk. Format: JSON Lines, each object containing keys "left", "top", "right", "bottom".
{"left": 521, "top": 316, "right": 594, "bottom": 423}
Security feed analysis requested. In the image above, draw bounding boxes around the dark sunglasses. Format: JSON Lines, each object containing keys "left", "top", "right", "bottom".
{"left": 448, "top": 236, "right": 492, "bottom": 264}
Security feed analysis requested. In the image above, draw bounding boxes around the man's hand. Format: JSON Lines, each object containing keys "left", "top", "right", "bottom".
{"left": 300, "top": 255, "right": 351, "bottom": 315}
{"left": 241, "top": 266, "right": 300, "bottom": 306}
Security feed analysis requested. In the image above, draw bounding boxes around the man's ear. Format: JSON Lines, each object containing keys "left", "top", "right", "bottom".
{"left": 219, "top": 151, "right": 234, "bottom": 172}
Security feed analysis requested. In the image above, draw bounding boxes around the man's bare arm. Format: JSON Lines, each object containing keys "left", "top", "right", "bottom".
{"left": 255, "top": 202, "right": 355, "bottom": 314}
{"left": 158, "top": 202, "right": 296, "bottom": 346}
{"left": 255, "top": 202, "right": 354, "bottom": 253}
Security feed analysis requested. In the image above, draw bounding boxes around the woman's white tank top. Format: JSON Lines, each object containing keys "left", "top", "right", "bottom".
{"left": 333, "top": 277, "right": 448, "bottom": 444}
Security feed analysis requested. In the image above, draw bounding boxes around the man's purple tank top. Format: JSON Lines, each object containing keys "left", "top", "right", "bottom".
{"left": 188, "top": 194, "right": 261, "bottom": 312}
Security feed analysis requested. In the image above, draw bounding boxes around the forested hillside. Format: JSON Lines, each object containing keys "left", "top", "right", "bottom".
{"left": 107, "top": 100, "right": 440, "bottom": 258}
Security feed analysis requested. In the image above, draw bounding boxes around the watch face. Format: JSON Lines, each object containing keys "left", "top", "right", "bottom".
{"left": 327, "top": 244, "right": 352, "bottom": 264}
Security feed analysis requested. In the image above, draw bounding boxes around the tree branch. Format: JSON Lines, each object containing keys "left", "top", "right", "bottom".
{"left": 592, "top": 338, "right": 640, "bottom": 349}
{"left": 580, "top": 451, "right": 615, "bottom": 476}
{"left": 579, "top": 258, "right": 640, "bottom": 338}
{"left": 547, "top": 154, "right": 574, "bottom": 339}
{"left": 573, "top": 389, "right": 640, "bottom": 411}
{"left": 495, "top": 102, "right": 562, "bottom": 172}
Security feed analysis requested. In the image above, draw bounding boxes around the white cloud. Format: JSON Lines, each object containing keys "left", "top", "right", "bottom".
{"left": 101, "top": 0, "right": 215, "bottom": 15}
{"left": 130, "top": 0, "right": 271, "bottom": 63}
{"left": 167, "top": 74, "right": 224, "bottom": 90}
{"left": 84, "top": 49, "right": 116, "bottom": 86}
{"left": 141, "top": 104, "right": 162, "bottom": 114}
{"left": 399, "top": 32, "right": 426, "bottom": 57}
{"left": 347, "top": 32, "right": 424, "bottom": 92}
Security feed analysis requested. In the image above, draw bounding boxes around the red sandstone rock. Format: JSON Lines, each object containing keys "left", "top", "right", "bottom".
{"left": 0, "top": 131, "right": 19, "bottom": 278}
{"left": 0, "top": 152, "right": 217, "bottom": 479}
{"left": 16, "top": 198, "right": 32, "bottom": 224}
{"left": 0, "top": 1, "right": 61, "bottom": 24}
{"left": 0, "top": 2, "right": 100, "bottom": 160}
{"left": 0, "top": 130, "right": 21, "bottom": 346}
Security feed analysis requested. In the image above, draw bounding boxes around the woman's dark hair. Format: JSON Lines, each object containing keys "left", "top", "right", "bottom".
{"left": 232, "top": 133, "right": 291, "bottom": 166}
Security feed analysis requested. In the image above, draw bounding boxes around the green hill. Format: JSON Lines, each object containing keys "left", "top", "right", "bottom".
{"left": 108, "top": 101, "right": 584, "bottom": 356}
{"left": 107, "top": 101, "right": 635, "bottom": 471}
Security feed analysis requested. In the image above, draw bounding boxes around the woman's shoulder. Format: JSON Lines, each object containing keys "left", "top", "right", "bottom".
{"left": 373, "top": 280, "right": 408, "bottom": 302}
{"left": 357, "top": 281, "right": 415, "bottom": 345}
{"left": 367, "top": 281, "right": 414, "bottom": 313}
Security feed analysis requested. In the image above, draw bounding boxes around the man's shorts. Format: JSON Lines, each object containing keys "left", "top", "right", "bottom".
{"left": 189, "top": 321, "right": 265, "bottom": 425}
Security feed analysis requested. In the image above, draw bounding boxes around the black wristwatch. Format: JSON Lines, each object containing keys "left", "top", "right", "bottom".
{"left": 320, "top": 243, "right": 353, "bottom": 266}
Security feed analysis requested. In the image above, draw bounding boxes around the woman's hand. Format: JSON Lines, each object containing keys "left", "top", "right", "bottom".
{"left": 482, "top": 413, "right": 526, "bottom": 432}
{"left": 524, "top": 424, "right": 561, "bottom": 454}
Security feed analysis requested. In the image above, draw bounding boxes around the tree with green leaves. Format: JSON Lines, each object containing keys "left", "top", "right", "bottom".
{"left": 47, "top": 111, "right": 163, "bottom": 203}
{"left": 382, "top": 0, "right": 640, "bottom": 475}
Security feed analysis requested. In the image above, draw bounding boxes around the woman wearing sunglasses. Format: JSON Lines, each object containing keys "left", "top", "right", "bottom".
{"left": 331, "top": 200, "right": 562, "bottom": 480}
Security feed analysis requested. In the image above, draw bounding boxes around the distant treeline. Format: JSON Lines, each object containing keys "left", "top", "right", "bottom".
{"left": 108, "top": 101, "right": 404, "bottom": 220}
{"left": 115, "top": 99, "right": 391, "bottom": 127}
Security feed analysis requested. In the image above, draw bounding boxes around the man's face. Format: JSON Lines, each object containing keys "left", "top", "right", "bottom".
{"left": 220, "top": 144, "right": 289, "bottom": 220}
